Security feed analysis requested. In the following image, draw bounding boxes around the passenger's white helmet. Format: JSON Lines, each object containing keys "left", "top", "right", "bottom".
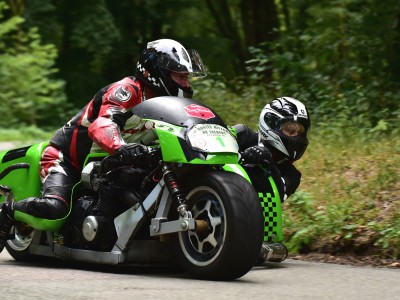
{"left": 258, "top": 97, "right": 310, "bottom": 161}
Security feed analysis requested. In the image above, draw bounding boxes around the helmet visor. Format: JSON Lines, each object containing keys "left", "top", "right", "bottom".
{"left": 280, "top": 120, "right": 305, "bottom": 137}
{"left": 187, "top": 49, "right": 207, "bottom": 78}
{"left": 156, "top": 48, "right": 207, "bottom": 78}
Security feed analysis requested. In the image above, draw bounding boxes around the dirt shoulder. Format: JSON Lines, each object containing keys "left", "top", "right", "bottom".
{"left": 289, "top": 253, "right": 400, "bottom": 268}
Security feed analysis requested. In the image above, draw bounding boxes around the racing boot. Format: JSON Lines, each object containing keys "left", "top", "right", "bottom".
{"left": 12, "top": 196, "right": 69, "bottom": 220}
{"left": 0, "top": 203, "right": 15, "bottom": 253}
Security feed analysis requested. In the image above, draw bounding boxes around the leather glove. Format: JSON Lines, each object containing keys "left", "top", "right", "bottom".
{"left": 115, "top": 143, "right": 149, "bottom": 164}
{"left": 241, "top": 145, "right": 271, "bottom": 164}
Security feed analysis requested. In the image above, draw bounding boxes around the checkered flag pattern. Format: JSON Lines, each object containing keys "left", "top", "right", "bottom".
{"left": 137, "top": 62, "right": 145, "bottom": 73}
{"left": 136, "top": 63, "right": 161, "bottom": 88}
{"left": 259, "top": 192, "right": 278, "bottom": 242}
{"left": 147, "top": 75, "right": 161, "bottom": 87}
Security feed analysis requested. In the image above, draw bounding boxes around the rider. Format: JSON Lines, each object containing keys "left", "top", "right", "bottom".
{"left": 234, "top": 96, "right": 311, "bottom": 201}
{"left": 0, "top": 38, "right": 207, "bottom": 253}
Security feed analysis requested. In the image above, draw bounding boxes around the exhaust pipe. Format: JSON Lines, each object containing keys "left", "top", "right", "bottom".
{"left": 257, "top": 242, "right": 288, "bottom": 265}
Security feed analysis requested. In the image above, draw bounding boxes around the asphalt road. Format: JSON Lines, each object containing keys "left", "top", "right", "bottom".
{"left": 0, "top": 142, "right": 19, "bottom": 151}
{"left": 0, "top": 250, "right": 399, "bottom": 300}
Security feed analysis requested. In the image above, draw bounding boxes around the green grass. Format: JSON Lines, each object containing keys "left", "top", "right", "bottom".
{"left": 0, "top": 126, "right": 53, "bottom": 142}
{"left": 284, "top": 134, "right": 400, "bottom": 259}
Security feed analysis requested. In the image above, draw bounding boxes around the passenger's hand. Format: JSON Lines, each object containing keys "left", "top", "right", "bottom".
{"left": 241, "top": 146, "right": 271, "bottom": 164}
{"left": 116, "top": 143, "right": 149, "bottom": 164}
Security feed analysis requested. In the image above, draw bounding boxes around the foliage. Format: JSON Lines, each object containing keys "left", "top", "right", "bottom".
{"left": 244, "top": 0, "right": 400, "bottom": 137}
{"left": 0, "top": 126, "right": 53, "bottom": 142}
{"left": 18, "top": 0, "right": 231, "bottom": 108}
{"left": 0, "top": 0, "right": 66, "bottom": 128}
{"left": 283, "top": 134, "right": 400, "bottom": 259}
{"left": 2, "top": 0, "right": 398, "bottom": 135}
{"left": 203, "top": 0, "right": 279, "bottom": 79}
{"left": 192, "top": 74, "right": 260, "bottom": 129}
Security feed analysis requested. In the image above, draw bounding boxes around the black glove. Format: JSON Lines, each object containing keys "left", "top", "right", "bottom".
{"left": 241, "top": 145, "right": 271, "bottom": 164}
{"left": 115, "top": 143, "right": 149, "bottom": 164}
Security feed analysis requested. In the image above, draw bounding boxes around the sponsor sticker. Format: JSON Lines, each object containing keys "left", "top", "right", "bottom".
{"left": 188, "top": 124, "right": 238, "bottom": 153}
{"left": 112, "top": 86, "right": 132, "bottom": 102}
{"left": 183, "top": 104, "right": 215, "bottom": 120}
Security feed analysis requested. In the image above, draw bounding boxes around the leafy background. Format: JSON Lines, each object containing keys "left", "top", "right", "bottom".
{"left": 0, "top": 0, "right": 399, "bottom": 262}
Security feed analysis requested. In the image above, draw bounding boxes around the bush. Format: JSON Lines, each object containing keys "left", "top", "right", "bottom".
{"left": 284, "top": 135, "right": 400, "bottom": 259}
{"left": 0, "top": 1, "right": 67, "bottom": 128}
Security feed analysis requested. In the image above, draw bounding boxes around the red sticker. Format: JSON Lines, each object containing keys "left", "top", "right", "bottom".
{"left": 183, "top": 104, "right": 215, "bottom": 120}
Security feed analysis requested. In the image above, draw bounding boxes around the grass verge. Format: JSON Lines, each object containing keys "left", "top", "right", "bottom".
{"left": 0, "top": 126, "right": 53, "bottom": 143}
{"left": 284, "top": 135, "right": 400, "bottom": 260}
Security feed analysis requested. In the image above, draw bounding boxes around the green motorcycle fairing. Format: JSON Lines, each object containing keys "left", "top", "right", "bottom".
{"left": 0, "top": 142, "right": 70, "bottom": 231}
{"left": 225, "top": 126, "right": 284, "bottom": 243}
{"left": 222, "top": 164, "right": 251, "bottom": 183}
{"left": 0, "top": 143, "right": 48, "bottom": 201}
{"left": 223, "top": 164, "right": 283, "bottom": 243}
{"left": 154, "top": 121, "right": 239, "bottom": 164}
{"left": 243, "top": 165, "right": 283, "bottom": 243}
{"left": 131, "top": 97, "right": 240, "bottom": 165}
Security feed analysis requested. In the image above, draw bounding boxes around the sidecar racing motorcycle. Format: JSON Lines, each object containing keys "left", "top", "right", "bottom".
{"left": 0, "top": 97, "right": 287, "bottom": 280}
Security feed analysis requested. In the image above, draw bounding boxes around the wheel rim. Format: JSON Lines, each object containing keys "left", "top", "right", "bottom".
{"left": 7, "top": 223, "right": 34, "bottom": 251}
{"left": 178, "top": 186, "right": 226, "bottom": 266}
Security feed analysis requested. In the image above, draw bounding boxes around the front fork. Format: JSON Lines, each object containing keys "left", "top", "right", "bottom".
{"left": 150, "top": 163, "right": 208, "bottom": 236}
{"left": 161, "top": 164, "right": 190, "bottom": 218}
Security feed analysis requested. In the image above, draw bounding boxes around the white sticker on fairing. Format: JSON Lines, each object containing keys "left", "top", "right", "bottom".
{"left": 187, "top": 124, "right": 238, "bottom": 153}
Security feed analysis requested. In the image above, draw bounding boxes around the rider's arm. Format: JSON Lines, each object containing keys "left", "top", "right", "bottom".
{"left": 233, "top": 124, "right": 259, "bottom": 151}
{"left": 233, "top": 124, "right": 302, "bottom": 200}
{"left": 88, "top": 79, "right": 141, "bottom": 154}
{"left": 275, "top": 159, "right": 302, "bottom": 201}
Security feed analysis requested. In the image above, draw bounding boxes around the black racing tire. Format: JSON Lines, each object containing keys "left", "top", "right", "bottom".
{"left": 174, "top": 171, "right": 264, "bottom": 280}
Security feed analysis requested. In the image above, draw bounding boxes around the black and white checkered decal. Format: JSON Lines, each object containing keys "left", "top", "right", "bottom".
{"left": 137, "top": 63, "right": 161, "bottom": 88}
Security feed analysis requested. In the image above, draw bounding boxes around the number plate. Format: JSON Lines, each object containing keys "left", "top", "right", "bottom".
{"left": 187, "top": 124, "right": 238, "bottom": 153}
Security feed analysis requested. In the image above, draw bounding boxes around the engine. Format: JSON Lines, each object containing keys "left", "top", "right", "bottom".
{"left": 61, "top": 162, "right": 123, "bottom": 251}
{"left": 62, "top": 195, "right": 119, "bottom": 251}
{"left": 61, "top": 160, "right": 157, "bottom": 251}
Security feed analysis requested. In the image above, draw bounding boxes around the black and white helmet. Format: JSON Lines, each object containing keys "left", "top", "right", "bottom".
{"left": 259, "top": 97, "right": 310, "bottom": 161}
{"left": 135, "top": 39, "right": 206, "bottom": 98}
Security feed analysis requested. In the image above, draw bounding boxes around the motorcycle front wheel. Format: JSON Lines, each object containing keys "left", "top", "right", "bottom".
{"left": 174, "top": 171, "right": 264, "bottom": 281}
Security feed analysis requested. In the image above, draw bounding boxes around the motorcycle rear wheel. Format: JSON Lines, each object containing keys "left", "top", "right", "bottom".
{"left": 6, "top": 222, "right": 39, "bottom": 261}
{"left": 174, "top": 171, "right": 263, "bottom": 280}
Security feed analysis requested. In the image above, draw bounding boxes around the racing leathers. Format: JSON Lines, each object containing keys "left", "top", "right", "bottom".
{"left": 13, "top": 76, "right": 157, "bottom": 220}
{"left": 233, "top": 124, "right": 301, "bottom": 202}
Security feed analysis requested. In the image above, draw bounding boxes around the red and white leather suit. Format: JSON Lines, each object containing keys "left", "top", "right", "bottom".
{"left": 14, "top": 77, "right": 156, "bottom": 219}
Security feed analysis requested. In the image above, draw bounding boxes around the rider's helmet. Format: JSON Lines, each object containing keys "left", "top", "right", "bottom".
{"left": 135, "top": 39, "right": 207, "bottom": 98}
{"left": 258, "top": 97, "right": 310, "bottom": 161}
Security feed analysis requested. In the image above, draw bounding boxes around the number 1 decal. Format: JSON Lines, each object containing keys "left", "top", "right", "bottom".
{"left": 216, "top": 137, "right": 225, "bottom": 147}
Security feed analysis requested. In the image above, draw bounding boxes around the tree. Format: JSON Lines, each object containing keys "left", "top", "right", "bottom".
{"left": 21, "top": 0, "right": 221, "bottom": 106}
{"left": 203, "top": 0, "right": 279, "bottom": 80}
{"left": 252, "top": 0, "right": 400, "bottom": 133}
{"left": 0, "top": 0, "right": 66, "bottom": 127}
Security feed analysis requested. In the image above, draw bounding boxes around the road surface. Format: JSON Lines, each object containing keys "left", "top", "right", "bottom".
{"left": 0, "top": 250, "right": 399, "bottom": 300}
{"left": 0, "top": 142, "right": 19, "bottom": 151}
